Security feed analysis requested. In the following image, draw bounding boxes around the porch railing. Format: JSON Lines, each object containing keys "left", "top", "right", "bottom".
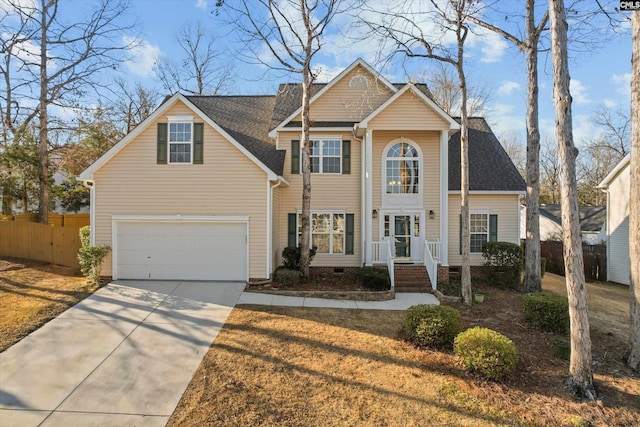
{"left": 424, "top": 240, "right": 439, "bottom": 289}
{"left": 427, "top": 240, "right": 441, "bottom": 262}
{"left": 371, "top": 240, "right": 395, "bottom": 291}
{"left": 386, "top": 240, "right": 395, "bottom": 291}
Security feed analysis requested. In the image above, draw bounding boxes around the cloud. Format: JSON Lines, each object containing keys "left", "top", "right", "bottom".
{"left": 569, "top": 79, "right": 590, "bottom": 105}
{"left": 476, "top": 28, "right": 509, "bottom": 63}
{"left": 486, "top": 103, "right": 526, "bottom": 137}
{"left": 195, "top": 0, "right": 208, "bottom": 10}
{"left": 313, "top": 63, "right": 345, "bottom": 83}
{"left": 498, "top": 81, "right": 520, "bottom": 96}
{"left": 603, "top": 99, "right": 617, "bottom": 108}
{"left": 123, "top": 36, "right": 161, "bottom": 77}
{"left": 611, "top": 73, "right": 631, "bottom": 97}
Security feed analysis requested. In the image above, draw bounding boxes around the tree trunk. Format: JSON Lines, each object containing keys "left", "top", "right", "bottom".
{"left": 523, "top": 0, "right": 542, "bottom": 293}
{"left": 299, "top": 60, "right": 312, "bottom": 280}
{"left": 549, "top": 0, "right": 595, "bottom": 399}
{"left": 37, "top": 2, "right": 49, "bottom": 224}
{"left": 627, "top": 11, "right": 640, "bottom": 371}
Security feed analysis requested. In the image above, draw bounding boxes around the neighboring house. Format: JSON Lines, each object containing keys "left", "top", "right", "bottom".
{"left": 79, "top": 59, "right": 525, "bottom": 288}
{"left": 519, "top": 204, "right": 606, "bottom": 244}
{"left": 598, "top": 154, "right": 630, "bottom": 285}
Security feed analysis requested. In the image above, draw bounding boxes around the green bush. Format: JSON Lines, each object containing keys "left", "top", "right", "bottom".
{"left": 522, "top": 292, "right": 569, "bottom": 334}
{"left": 272, "top": 267, "right": 300, "bottom": 288}
{"left": 359, "top": 266, "right": 390, "bottom": 291}
{"left": 405, "top": 304, "right": 462, "bottom": 349}
{"left": 454, "top": 327, "right": 519, "bottom": 380}
{"left": 281, "top": 246, "right": 316, "bottom": 269}
{"left": 78, "top": 226, "right": 110, "bottom": 286}
{"left": 437, "top": 279, "right": 462, "bottom": 297}
{"left": 482, "top": 241, "right": 524, "bottom": 290}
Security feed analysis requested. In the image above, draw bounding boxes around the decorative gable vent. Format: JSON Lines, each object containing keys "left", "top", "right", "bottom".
{"left": 349, "top": 75, "right": 369, "bottom": 88}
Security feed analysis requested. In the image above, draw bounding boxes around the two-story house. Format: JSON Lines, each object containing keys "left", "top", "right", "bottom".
{"left": 79, "top": 59, "right": 525, "bottom": 289}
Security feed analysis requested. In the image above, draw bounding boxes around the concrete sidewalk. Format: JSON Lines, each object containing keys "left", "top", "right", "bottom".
{"left": 0, "top": 280, "right": 245, "bottom": 427}
{"left": 238, "top": 291, "right": 439, "bottom": 309}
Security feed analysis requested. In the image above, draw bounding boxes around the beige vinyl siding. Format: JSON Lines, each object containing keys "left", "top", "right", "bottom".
{"left": 368, "top": 91, "right": 449, "bottom": 130}
{"left": 292, "top": 65, "right": 394, "bottom": 122}
{"left": 448, "top": 194, "right": 521, "bottom": 266}
{"left": 607, "top": 164, "right": 630, "bottom": 285}
{"left": 277, "top": 131, "right": 361, "bottom": 267}
{"left": 272, "top": 185, "right": 282, "bottom": 271}
{"left": 371, "top": 130, "right": 441, "bottom": 242}
{"left": 94, "top": 100, "right": 269, "bottom": 279}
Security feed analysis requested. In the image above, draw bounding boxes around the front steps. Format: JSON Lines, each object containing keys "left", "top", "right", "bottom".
{"left": 394, "top": 264, "right": 432, "bottom": 293}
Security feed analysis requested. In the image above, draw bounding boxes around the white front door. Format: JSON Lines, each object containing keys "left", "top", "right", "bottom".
{"left": 382, "top": 212, "right": 424, "bottom": 262}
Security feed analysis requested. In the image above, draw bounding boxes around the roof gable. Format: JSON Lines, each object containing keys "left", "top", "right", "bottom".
{"left": 598, "top": 153, "right": 630, "bottom": 188}
{"left": 79, "top": 94, "right": 284, "bottom": 180}
{"left": 268, "top": 58, "right": 397, "bottom": 137}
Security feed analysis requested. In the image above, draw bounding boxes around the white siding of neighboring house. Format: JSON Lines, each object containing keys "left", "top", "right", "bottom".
{"left": 519, "top": 205, "right": 562, "bottom": 242}
{"left": 448, "top": 194, "right": 522, "bottom": 266}
{"left": 93, "top": 100, "right": 270, "bottom": 280}
{"left": 606, "top": 164, "right": 630, "bottom": 285}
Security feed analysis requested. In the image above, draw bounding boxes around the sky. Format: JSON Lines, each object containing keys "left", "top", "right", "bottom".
{"left": 3, "top": 0, "right": 634, "bottom": 148}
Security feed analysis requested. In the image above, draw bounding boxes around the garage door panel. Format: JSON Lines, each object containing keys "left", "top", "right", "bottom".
{"left": 115, "top": 221, "right": 247, "bottom": 281}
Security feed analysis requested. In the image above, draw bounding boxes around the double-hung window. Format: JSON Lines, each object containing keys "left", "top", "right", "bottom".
{"left": 469, "top": 212, "right": 489, "bottom": 253}
{"left": 310, "top": 139, "right": 341, "bottom": 174}
{"left": 298, "top": 212, "right": 345, "bottom": 254}
{"left": 168, "top": 119, "right": 193, "bottom": 164}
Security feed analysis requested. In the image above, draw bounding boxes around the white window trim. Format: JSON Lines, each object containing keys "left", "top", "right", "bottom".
{"left": 303, "top": 135, "right": 342, "bottom": 175}
{"left": 168, "top": 116, "right": 194, "bottom": 165}
{"left": 469, "top": 210, "right": 490, "bottom": 254}
{"left": 296, "top": 209, "right": 346, "bottom": 254}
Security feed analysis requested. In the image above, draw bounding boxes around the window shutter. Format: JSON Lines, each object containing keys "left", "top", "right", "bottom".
{"left": 345, "top": 213, "right": 354, "bottom": 255}
{"left": 459, "top": 214, "right": 462, "bottom": 255}
{"left": 342, "top": 140, "right": 351, "bottom": 174}
{"left": 193, "top": 123, "right": 204, "bottom": 164}
{"left": 288, "top": 213, "right": 297, "bottom": 247}
{"left": 291, "top": 140, "right": 300, "bottom": 174}
{"left": 157, "top": 123, "right": 167, "bottom": 164}
{"left": 489, "top": 214, "right": 498, "bottom": 242}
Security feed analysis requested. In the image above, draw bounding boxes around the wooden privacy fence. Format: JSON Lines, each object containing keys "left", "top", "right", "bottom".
{"left": 0, "top": 221, "right": 82, "bottom": 269}
{"left": 540, "top": 240, "right": 607, "bottom": 282}
{"left": 0, "top": 213, "right": 89, "bottom": 228}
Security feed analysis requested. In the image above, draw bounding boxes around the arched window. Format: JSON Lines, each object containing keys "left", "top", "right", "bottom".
{"left": 349, "top": 75, "right": 369, "bottom": 88}
{"left": 386, "top": 142, "right": 420, "bottom": 194}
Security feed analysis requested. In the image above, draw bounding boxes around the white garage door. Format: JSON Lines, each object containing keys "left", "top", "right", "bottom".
{"left": 115, "top": 221, "right": 247, "bottom": 281}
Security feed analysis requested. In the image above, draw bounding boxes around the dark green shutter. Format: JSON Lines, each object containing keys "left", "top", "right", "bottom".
{"left": 157, "top": 123, "right": 167, "bottom": 164}
{"left": 459, "top": 214, "right": 462, "bottom": 255}
{"left": 342, "top": 140, "right": 351, "bottom": 174}
{"left": 345, "top": 213, "right": 354, "bottom": 255}
{"left": 291, "top": 140, "right": 300, "bottom": 174}
{"left": 193, "top": 123, "right": 204, "bottom": 164}
{"left": 489, "top": 214, "right": 498, "bottom": 242}
{"left": 288, "top": 213, "right": 297, "bottom": 247}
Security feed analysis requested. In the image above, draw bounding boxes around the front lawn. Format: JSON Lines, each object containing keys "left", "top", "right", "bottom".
{"left": 169, "top": 275, "right": 638, "bottom": 426}
{"left": 0, "top": 258, "right": 96, "bottom": 352}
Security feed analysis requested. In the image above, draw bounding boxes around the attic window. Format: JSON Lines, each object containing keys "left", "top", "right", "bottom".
{"left": 349, "top": 75, "right": 369, "bottom": 88}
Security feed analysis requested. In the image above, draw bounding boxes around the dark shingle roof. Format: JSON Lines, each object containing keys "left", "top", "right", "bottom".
{"left": 539, "top": 204, "right": 606, "bottom": 233}
{"left": 448, "top": 117, "right": 526, "bottom": 191}
{"left": 187, "top": 95, "right": 285, "bottom": 176}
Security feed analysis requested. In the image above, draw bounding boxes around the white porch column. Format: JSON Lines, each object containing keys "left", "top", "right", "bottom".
{"left": 365, "top": 130, "right": 373, "bottom": 265}
{"left": 439, "top": 130, "right": 449, "bottom": 266}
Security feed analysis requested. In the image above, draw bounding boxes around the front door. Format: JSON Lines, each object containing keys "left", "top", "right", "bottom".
{"left": 383, "top": 212, "right": 424, "bottom": 261}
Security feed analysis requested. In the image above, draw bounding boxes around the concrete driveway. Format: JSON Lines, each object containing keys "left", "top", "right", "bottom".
{"left": 0, "top": 280, "right": 246, "bottom": 427}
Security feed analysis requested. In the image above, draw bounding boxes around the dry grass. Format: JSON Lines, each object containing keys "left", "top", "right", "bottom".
{"left": 169, "top": 274, "right": 639, "bottom": 427}
{"left": 0, "top": 258, "right": 95, "bottom": 352}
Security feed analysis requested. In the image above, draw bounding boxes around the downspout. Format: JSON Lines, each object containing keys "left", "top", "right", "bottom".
{"left": 351, "top": 129, "right": 365, "bottom": 266}
{"left": 256, "top": 178, "right": 283, "bottom": 286}
{"left": 79, "top": 179, "right": 95, "bottom": 245}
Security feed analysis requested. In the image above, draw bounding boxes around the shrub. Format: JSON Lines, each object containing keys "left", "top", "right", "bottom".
{"left": 522, "top": 292, "right": 569, "bottom": 334}
{"left": 405, "top": 304, "right": 462, "bottom": 349}
{"left": 438, "top": 279, "right": 462, "bottom": 298}
{"left": 454, "top": 327, "right": 519, "bottom": 380}
{"left": 78, "top": 226, "right": 110, "bottom": 286}
{"left": 272, "top": 267, "right": 300, "bottom": 288}
{"left": 482, "top": 241, "right": 523, "bottom": 290}
{"left": 359, "top": 266, "right": 390, "bottom": 291}
{"left": 281, "top": 246, "right": 316, "bottom": 270}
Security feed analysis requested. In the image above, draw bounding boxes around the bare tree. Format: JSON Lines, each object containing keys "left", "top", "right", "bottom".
{"left": 112, "top": 79, "right": 161, "bottom": 134}
{"left": 217, "top": 0, "right": 343, "bottom": 279}
{"left": 540, "top": 137, "right": 561, "bottom": 204}
{"left": 2, "top": 0, "right": 136, "bottom": 223}
{"left": 419, "top": 62, "right": 492, "bottom": 116}
{"left": 467, "top": 0, "right": 548, "bottom": 293}
{"left": 627, "top": 10, "right": 640, "bottom": 372}
{"left": 363, "top": 0, "right": 478, "bottom": 304}
{"left": 155, "top": 21, "right": 234, "bottom": 95}
{"left": 499, "top": 130, "right": 526, "bottom": 179}
{"left": 549, "top": 0, "right": 594, "bottom": 399}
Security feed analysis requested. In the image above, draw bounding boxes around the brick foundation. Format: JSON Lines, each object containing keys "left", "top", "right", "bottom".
{"left": 437, "top": 266, "right": 449, "bottom": 281}
{"left": 445, "top": 265, "right": 488, "bottom": 279}
{"left": 309, "top": 266, "right": 360, "bottom": 282}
